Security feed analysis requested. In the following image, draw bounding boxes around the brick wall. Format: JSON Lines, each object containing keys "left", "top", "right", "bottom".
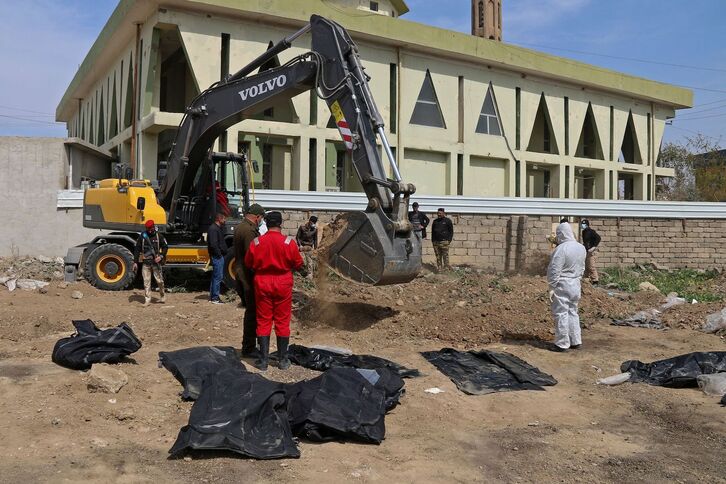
{"left": 270, "top": 208, "right": 726, "bottom": 272}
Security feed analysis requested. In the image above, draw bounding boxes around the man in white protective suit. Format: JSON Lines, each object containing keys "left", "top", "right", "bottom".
{"left": 547, "top": 222, "right": 587, "bottom": 352}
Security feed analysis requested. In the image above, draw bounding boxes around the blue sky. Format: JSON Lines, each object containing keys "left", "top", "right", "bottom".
{"left": 0, "top": 0, "right": 724, "bottom": 147}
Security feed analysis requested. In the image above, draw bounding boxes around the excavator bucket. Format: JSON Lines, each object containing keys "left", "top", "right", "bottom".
{"left": 324, "top": 210, "right": 422, "bottom": 286}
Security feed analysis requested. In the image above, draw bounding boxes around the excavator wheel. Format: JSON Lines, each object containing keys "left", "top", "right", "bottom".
{"left": 223, "top": 252, "right": 238, "bottom": 292}
{"left": 86, "top": 243, "right": 136, "bottom": 291}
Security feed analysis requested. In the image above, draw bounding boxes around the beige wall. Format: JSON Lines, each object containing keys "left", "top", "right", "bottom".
{"left": 64, "top": 6, "right": 676, "bottom": 201}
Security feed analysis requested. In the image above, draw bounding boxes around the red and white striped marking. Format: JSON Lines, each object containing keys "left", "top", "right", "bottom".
{"left": 337, "top": 120, "right": 354, "bottom": 151}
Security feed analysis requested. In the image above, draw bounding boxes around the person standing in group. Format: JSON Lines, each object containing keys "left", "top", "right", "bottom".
{"left": 207, "top": 212, "right": 228, "bottom": 304}
{"left": 232, "top": 203, "right": 266, "bottom": 357}
{"left": 408, "top": 202, "right": 430, "bottom": 240}
{"left": 431, "top": 208, "right": 454, "bottom": 271}
{"left": 547, "top": 222, "right": 586, "bottom": 352}
{"left": 133, "top": 220, "right": 168, "bottom": 306}
{"left": 244, "top": 211, "right": 304, "bottom": 371}
{"left": 580, "top": 219, "right": 601, "bottom": 285}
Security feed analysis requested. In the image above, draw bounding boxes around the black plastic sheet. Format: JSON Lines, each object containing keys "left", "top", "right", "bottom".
{"left": 158, "top": 346, "right": 245, "bottom": 400}
{"left": 621, "top": 351, "right": 726, "bottom": 388}
{"left": 169, "top": 368, "right": 299, "bottom": 460}
{"left": 421, "top": 348, "right": 557, "bottom": 395}
{"left": 288, "top": 344, "right": 421, "bottom": 378}
{"left": 52, "top": 319, "right": 142, "bottom": 370}
{"left": 286, "top": 367, "right": 404, "bottom": 444}
{"left": 161, "top": 346, "right": 404, "bottom": 459}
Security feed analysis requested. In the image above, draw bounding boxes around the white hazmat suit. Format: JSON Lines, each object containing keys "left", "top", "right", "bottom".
{"left": 547, "top": 223, "right": 587, "bottom": 350}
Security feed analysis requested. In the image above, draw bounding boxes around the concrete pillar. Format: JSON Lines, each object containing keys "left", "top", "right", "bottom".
{"left": 139, "top": 131, "right": 158, "bottom": 180}
{"left": 567, "top": 165, "right": 576, "bottom": 199}
{"left": 315, "top": 136, "right": 326, "bottom": 191}
{"left": 448, "top": 151, "right": 458, "bottom": 196}
{"left": 292, "top": 135, "right": 309, "bottom": 191}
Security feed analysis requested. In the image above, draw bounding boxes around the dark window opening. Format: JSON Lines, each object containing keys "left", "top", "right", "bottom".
{"left": 335, "top": 149, "right": 345, "bottom": 189}
{"left": 609, "top": 105, "right": 614, "bottom": 160}
{"left": 410, "top": 69, "right": 446, "bottom": 128}
{"left": 159, "top": 27, "right": 200, "bottom": 113}
{"left": 527, "top": 93, "right": 559, "bottom": 154}
{"left": 123, "top": 53, "right": 133, "bottom": 129}
{"left": 370, "top": 1, "right": 379, "bottom": 12}
{"left": 478, "top": 1, "right": 484, "bottom": 28}
{"left": 458, "top": 76, "right": 464, "bottom": 142}
{"left": 97, "top": 91, "right": 105, "bottom": 145}
{"left": 475, "top": 84, "right": 501, "bottom": 136}
{"left": 575, "top": 102, "right": 604, "bottom": 160}
{"left": 618, "top": 110, "right": 642, "bottom": 164}
{"left": 618, "top": 173, "right": 635, "bottom": 200}
{"left": 109, "top": 76, "right": 118, "bottom": 140}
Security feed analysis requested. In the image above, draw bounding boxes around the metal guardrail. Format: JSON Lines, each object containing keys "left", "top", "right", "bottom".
{"left": 57, "top": 189, "right": 726, "bottom": 219}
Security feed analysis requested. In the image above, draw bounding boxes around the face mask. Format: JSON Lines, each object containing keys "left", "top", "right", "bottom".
{"left": 581, "top": 224, "right": 587, "bottom": 229}
{"left": 310, "top": 223, "right": 317, "bottom": 229}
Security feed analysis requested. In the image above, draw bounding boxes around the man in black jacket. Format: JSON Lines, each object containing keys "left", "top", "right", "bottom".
{"left": 133, "top": 219, "right": 169, "bottom": 306}
{"left": 207, "top": 212, "right": 228, "bottom": 303}
{"left": 580, "top": 219, "right": 601, "bottom": 284}
{"left": 431, "top": 208, "right": 454, "bottom": 271}
{"left": 408, "top": 202, "right": 430, "bottom": 239}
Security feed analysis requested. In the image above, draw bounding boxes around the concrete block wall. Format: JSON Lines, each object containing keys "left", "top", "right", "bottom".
{"left": 271, "top": 207, "right": 726, "bottom": 273}
{"left": 0, "top": 137, "right": 102, "bottom": 257}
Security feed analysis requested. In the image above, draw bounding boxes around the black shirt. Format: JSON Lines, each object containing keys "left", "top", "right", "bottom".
{"left": 582, "top": 227, "right": 601, "bottom": 251}
{"left": 431, "top": 217, "right": 454, "bottom": 242}
{"left": 207, "top": 223, "right": 228, "bottom": 258}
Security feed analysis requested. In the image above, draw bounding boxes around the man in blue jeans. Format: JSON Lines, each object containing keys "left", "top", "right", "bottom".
{"left": 207, "top": 212, "right": 228, "bottom": 304}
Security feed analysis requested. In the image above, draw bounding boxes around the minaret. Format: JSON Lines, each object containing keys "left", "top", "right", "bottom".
{"left": 472, "top": 0, "right": 502, "bottom": 41}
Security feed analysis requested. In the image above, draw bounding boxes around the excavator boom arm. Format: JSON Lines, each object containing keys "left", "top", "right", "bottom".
{"left": 158, "top": 15, "right": 420, "bottom": 285}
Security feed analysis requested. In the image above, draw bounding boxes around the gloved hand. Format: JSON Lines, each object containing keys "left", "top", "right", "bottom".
{"left": 548, "top": 290, "right": 554, "bottom": 303}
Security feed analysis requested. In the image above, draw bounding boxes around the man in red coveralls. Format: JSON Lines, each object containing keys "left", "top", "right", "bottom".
{"left": 244, "top": 211, "right": 304, "bottom": 371}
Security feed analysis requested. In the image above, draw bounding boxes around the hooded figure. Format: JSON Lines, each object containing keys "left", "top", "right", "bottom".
{"left": 547, "top": 222, "right": 587, "bottom": 351}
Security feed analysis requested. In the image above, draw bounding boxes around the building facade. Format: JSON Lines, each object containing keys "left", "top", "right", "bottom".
{"left": 56, "top": 0, "right": 691, "bottom": 201}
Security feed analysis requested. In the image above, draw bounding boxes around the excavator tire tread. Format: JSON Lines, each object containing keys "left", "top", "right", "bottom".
{"left": 85, "top": 243, "right": 136, "bottom": 291}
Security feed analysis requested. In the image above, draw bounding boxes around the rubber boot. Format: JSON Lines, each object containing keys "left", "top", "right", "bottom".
{"left": 255, "top": 336, "right": 269, "bottom": 371}
{"left": 277, "top": 337, "right": 290, "bottom": 370}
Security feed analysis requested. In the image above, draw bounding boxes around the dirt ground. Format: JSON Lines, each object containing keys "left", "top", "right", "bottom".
{"left": 0, "top": 264, "right": 725, "bottom": 483}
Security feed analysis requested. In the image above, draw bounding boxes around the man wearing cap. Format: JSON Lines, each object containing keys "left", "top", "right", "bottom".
{"left": 244, "top": 211, "right": 304, "bottom": 371}
{"left": 133, "top": 220, "right": 168, "bottom": 306}
{"left": 233, "top": 203, "right": 265, "bottom": 357}
{"left": 296, "top": 215, "right": 319, "bottom": 250}
{"left": 408, "top": 202, "right": 430, "bottom": 239}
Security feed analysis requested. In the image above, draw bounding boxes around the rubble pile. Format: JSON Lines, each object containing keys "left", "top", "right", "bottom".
{"left": 0, "top": 255, "right": 65, "bottom": 289}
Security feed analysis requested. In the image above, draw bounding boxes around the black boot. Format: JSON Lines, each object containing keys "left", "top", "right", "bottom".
{"left": 255, "top": 336, "right": 269, "bottom": 371}
{"left": 277, "top": 336, "right": 290, "bottom": 370}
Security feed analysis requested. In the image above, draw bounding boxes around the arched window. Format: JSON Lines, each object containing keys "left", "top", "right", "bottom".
{"left": 478, "top": 1, "right": 484, "bottom": 28}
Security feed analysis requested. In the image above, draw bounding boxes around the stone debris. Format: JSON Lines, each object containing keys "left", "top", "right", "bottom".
{"left": 637, "top": 282, "right": 661, "bottom": 293}
{"left": 71, "top": 290, "right": 84, "bottom": 300}
{"left": 86, "top": 364, "right": 129, "bottom": 394}
{"left": 16, "top": 279, "right": 50, "bottom": 291}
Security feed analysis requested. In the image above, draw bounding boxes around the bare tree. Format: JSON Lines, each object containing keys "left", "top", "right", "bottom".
{"left": 657, "top": 134, "right": 725, "bottom": 201}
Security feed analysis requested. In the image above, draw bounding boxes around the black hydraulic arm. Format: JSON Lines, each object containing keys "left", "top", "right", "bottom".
{"left": 158, "top": 59, "right": 317, "bottom": 219}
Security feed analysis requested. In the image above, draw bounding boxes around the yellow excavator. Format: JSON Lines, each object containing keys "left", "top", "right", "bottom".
{"left": 65, "top": 15, "right": 421, "bottom": 291}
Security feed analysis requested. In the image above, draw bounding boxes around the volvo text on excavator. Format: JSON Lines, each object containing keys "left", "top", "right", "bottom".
{"left": 65, "top": 15, "right": 421, "bottom": 291}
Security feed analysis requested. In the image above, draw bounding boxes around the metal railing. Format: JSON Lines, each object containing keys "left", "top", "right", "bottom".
{"left": 57, "top": 189, "right": 726, "bottom": 219}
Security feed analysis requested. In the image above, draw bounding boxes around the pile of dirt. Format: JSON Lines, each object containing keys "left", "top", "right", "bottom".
{"left": 294, "top": 268, "right": 654, "bottom": 347}
{"left": 0, "top": 256, "right": 65, "bottom": 282}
